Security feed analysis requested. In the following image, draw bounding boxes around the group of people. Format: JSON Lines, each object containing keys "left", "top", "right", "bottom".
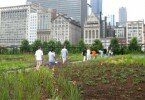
{"left": 82, "top": 47, "right": 114, "bottom": 62}
{"left": 35, "top": 46, "right": 113, "bottom": 70}
{"left": 35, "top": 46, "right": 68, "bottom": 70}
{"left": 82, "top": 48, "right": 97, "bottom": 62}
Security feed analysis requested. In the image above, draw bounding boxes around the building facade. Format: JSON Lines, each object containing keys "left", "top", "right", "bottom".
{"left": 115, "top": 27, "right": 126, "bottom": 38}
{"left": 84, "top": 12, "right": 100, "bottom": 44}
{"left": 51, "top": 14, "right": 81, "bottom": 44}
{"left": 126, "top": 21, "right": 144, "bottom": 47}
{"left": 27, "top": 0, "right": 87, "bottom": 27}
{"left": 37, "top": 9, "right": 55, "bottom": 42}
{"left": 91, "top": 0, "right": 102, "bottom": 16}
{"left": 114, "top": 27, "right": 126, "bottom": 44}
{"left": 0, "top": 4, "right": 39, "bottom": 46}
{"left": 0, "top": 4, "right": 53, "bottom": 46}
{"left": 119, "top": 7, "right": 127, "bottom": 26}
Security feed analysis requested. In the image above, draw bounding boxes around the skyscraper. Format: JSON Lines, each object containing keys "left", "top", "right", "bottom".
{"left": 0, "top": 4, "right": 38, "bottom": 46}
{"left": 27, "top": 0, "right": 87, "bottom": 27}
{"left": 119, "top": 7, "right": 127, "bottom": 26}
{"left": 91, "top": 0, "right": 102, "bottom": 16}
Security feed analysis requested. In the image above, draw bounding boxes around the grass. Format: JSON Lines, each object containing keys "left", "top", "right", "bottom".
{"left": 0, "top": 68, "right": 81, "bottom": 99}
{"left": 0, "top": 53, "right": 83, "bottom": 71}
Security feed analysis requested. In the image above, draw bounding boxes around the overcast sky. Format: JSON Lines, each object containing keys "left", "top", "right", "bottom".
{"left": 0, "top": 0, "right": 145, "bottom": 22}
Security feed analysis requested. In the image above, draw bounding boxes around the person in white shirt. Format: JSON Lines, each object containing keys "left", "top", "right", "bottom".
{"left": 35, "top": 47, "right": 43, "bottom": 70}
{"left": 61, "top": 46, "right": 68, "bottom": 64}
{"left": 86, "top": 48, "right": 91, "bottom": 60}
{"left": 48, "top": 49, "right": 56, "bottom": 66}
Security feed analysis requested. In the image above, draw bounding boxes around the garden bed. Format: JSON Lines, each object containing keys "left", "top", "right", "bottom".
{"left": 57, "top": 55, "right": 145, "bottom": 100}
{"left": 1, "top": 54, "right": 145, "bottom": 99}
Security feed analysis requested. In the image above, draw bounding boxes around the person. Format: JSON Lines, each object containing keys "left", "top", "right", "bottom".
{"left": 35, "top": 47, "right": 43, "bottom": 70}
{"left": 61, "top": 46, "right": 68, "bottom": 64}
{"left": 91, "top": 50, "right": 97, "bottom": 59}
{"left": 86, "top": 48, "right": 91, "bottom": 60}
{"left": 82, "top": 48, "right": 87, "bottom": 61}
{"left": 48, "top": 49, "right": 56, "bottom": 67}
{"left": 103, "top": 48, "right": 107, "bottom": 56}
{"left": 109, "top": 49, "right": 113, "bottom": 56}
{"left": 99, "top": 49, "right": 103, "bottom": 57}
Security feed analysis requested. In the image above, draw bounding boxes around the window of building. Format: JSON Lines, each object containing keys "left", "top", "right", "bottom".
{"left": 85, "top": 30, "right": 88, "bottom": 38}
{"left": 92, "top": 30, "right": 95, "bottom": 38}
{"left": 89, "top": 30, "right": 91, "bottom": 38}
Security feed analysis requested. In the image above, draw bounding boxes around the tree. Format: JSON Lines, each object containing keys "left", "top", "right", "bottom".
{"left": 120, "top": 44, "right": 129, "bottom": 55}
{"left": 110, "top": 38, "right": 120, "bottom": 55}
{"left": 128, "top": 37, "right": 141, "bottom": 52}
{"left": 91, "top": 39, "right": 103, "bottom": 52}
{"left": 63, "top": 40, "right": 71, "bottom": 51}
{"left": 77, "top": 39, "right": 86, "bottom": 52}
{"left": 55, "top": 41, "right": 62, "bottom": 54}
{"left": 31, "top": 40, "right": 42, "bottom": 53}
{"left": 20, "top": 39, "right": 30, "bottom": 53}
{"left": 48, "top": 40, "right": 56, "bottom": 51}
{"left": 42, "top": 41, "right": 48, "bottom": 54}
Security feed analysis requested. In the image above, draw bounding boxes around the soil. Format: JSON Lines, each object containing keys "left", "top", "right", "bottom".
{"left": 81, "top": 82, "right": 145, "bottom": 100}
{"left": 81, "top": 76, "right": 145, "bottom": 100}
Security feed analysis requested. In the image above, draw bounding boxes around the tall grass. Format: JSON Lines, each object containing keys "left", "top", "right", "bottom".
{"left": 0, "top": 68, "right": 81, "bottom": 99}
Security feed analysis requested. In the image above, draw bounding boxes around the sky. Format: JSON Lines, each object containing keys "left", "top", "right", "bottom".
{"left": 0, "top": 0, "right": 145, "bottom": 22}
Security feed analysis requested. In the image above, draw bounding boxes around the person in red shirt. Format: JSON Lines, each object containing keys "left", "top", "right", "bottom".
{"left": 91, "top": 50, "right": 97, "bottom": 59}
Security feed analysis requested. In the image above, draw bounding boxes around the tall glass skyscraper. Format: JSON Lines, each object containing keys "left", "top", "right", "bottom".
{"left": 27, "top": 0, "right": 87, "bottom": 26}
{"left": 119, "top": 7, "right": 127, "bottom": 26}
{"left": 91, "top": 0, "right": 102, "bottom": 16}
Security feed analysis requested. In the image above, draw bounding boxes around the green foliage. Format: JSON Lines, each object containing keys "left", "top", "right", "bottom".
{"left": 120, "top": 45, "right": 129, "bottom": 55}
{"left": 8, "top": 47, "right": 20, "bottom": 54}
{"left": 63, "top": 40, "right": 71, "bottom": 51}
{"left": 0, "top": 47, "right": 8, "bottom": 54}
{"left": 0, "top": 68, "right": 80, "bottom": 99}
{"left": 0, "top": 47, "right": 21, "bottom": 55}
{"left": 47, "top": 40, "right": 56, "bottom": 51}
{"left": 31, "top": 40, "right": 42, "bottom": 53}
{"left": 77, "top": 39, "right": 86, "bottom": 53}
{"left": 110, "top": 38, "right": 120, "bottom": 55}
{"left": 91, "top": 39, "right": 103, "bottom": 52}
{"left": 42, "top": 41, "right": 48, "bottom": 55}
{"left": 20, "top": 39, "right": 30, "bottom": 53}
{"left": 55, "top": 41, "right": 62, "bottom": 54}
{"left": 128, "top": 37, "right": 141, "bottom": 52}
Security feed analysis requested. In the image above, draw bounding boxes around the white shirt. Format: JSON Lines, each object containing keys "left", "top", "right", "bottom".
{"left": 35, "top": 49, "right": 43, "bottom": 60}
{"left": 61, "top": 48, "right": 68, "bottom": 58}
{"left": 48, "top": 51, "right": 55, "bottom": 62}
{"left": 87, "top": 49, "right": 91, "bottom": 56}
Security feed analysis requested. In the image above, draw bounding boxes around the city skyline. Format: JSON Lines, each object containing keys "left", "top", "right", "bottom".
{"left": 0, "top": 0, "right": 145, "bottom": 22}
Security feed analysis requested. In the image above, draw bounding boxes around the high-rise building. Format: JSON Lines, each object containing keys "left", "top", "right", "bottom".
{"left": 107, "top": 15, "right": 115, "bottom": 27}
{"left": 119, "top": 7, "right": 127, "bottom": 26}
{"left": 126, "top": 21, "right": 144, "bottom": 50}
{"left": 27, "top": 0, "right": 87, "bottom": 27}
{"left": 0, "top": 4, "right": 38, "bottom": 46}
{"left": 91, "top": 0, "right": 102, "bottom": 16}
{"left": 0, "top": 4, "right": 52, "bottom": 46}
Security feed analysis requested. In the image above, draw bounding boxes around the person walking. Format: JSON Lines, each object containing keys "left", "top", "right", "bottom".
{"left": 61, "top": 46, "right": 68, "bottom": 64}
{"left": 48, "top": 49, "right": 56, "bottom": 67}
{"left": 86, "top": 48, "right": 91, "bottom": 60}
{"left": 91, "top": 50, "right": 97, "bottom": 59}
{"left": 82, "top": 48, "right": 87, "bottom": 62}
{"left": 35, "top": 46, "right": 43, "bottom": 70}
